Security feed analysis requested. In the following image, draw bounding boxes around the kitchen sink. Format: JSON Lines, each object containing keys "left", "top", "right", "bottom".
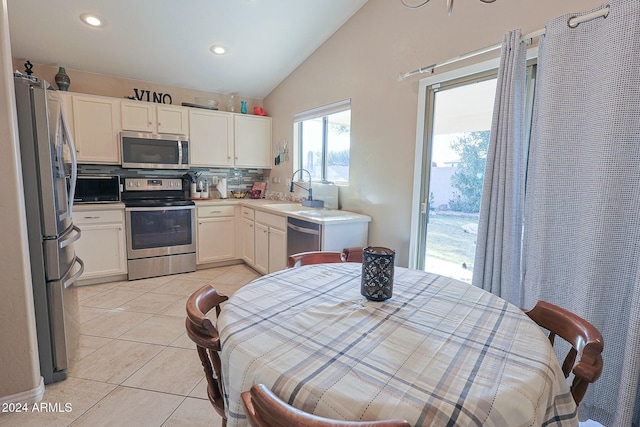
{"left": 296, "top": 210, "right": 354, "bottom": 218}
{"left": 262, "top": 203, "right": 316, "bottom": 212}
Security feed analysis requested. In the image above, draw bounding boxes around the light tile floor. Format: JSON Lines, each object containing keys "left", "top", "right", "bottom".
{"left": 0, "top": 264, "right": 260, "bottom": 427}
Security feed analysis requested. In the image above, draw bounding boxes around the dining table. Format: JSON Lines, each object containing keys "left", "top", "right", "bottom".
{"left": 217, "top": 262, "right": 578, "bottom": 426}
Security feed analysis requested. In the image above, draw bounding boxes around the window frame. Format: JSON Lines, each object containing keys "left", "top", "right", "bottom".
{"left": 294, "top": 99, "right": 351, "bottom": 184}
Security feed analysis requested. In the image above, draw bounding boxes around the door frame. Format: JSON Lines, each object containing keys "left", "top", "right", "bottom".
{"left": 408, "top": 58, "right": 500, "bottom": 269}
{"left": 408, "top": 47, "right": 538, "bottom": 269}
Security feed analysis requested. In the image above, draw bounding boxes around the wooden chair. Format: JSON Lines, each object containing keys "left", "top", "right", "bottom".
{"left": 340, "top": 247, "right": 364, "bottom": 262}
{"left": 524, "top": 300, "right": 604, "bottom": 405}
{"left": 288, "top": 251, "right": 344, "bottom": 268}
{"left": 185, "top": 285, "right": 229, "bottom": 426}
{"left": 242, "top": 384, "right": 411, "bottom": 427}
{"left": 288, "top": 247, "right": 364, "bottom": 268}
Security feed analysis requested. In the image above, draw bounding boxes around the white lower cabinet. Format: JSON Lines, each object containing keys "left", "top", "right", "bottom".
{"left": 74, "top": 207, "right": 127, "bottom": 281}
{"left": 253, "top": 211, "right": 287, "bottom": 274}
{"left": 240, "top": 207, "right": 256, "bottom": 265}
{"left": 254, "top": 222, "right": 269, "bottom": 274}
{"left": 268, "top": 227, "right": 286, "bottom": 273}
{"left": 197, "top": 205, "right": 236, "bottom": 264}
{"left": 241, "top": 218, "right": 255, "bottom": 265}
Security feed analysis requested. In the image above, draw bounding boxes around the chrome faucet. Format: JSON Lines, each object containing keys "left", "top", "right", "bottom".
{"left": 290, "top": 168, "right": 313, "bottom": 201}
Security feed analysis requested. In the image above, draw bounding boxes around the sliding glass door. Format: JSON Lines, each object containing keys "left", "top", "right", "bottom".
{"left": 416, "top": 72, "right": 497, "bottom": 282}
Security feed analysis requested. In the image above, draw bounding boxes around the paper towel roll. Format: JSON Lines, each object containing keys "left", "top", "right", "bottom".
{"left": 216, "top": 178, "right": 228, "bottom": 199}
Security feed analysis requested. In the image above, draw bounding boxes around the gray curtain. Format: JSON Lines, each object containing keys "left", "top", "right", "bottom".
{"left": 522, "top": 1, "right": 640, "bottom": 425}
{"left": 472, "top": 29, "right": 526, "bottom": 306}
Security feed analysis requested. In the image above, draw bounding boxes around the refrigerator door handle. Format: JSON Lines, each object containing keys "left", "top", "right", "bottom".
{"left": 59, "top": 225, "right": 81, "bottom": 249}
{"left": 63, "top": 256, "right": 84, "bottom": 289}
{"left": 60, "top": 104, "right": 77, "bottom": 219}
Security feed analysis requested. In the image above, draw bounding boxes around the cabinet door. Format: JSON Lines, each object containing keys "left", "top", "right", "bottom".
{"left": 157, "top": 105, "right": 188, "bottom": 135}
{"left": 234, "top": 115, "right": 272, "bottom": 168}
{"left": 254, "top": 222, "right": 269, "bottom": 274}
{"left": 72, "top": 95, "right": 120, "bottom": 164}
{"left": 268, "top": 227, "right": 287, "bottom": 273}
{"left": 197, "top": 216, "right": 236, "bottom": 263}
{"left": 75, "top": 223, "right": 127, "bottom": 279}
{"left": 189, "top": 109, "right": 233, "bottom": 167}
{"left": 121, "top": 101, "right": 155, "bottom": 132}
{"left": 241, "top": 217, "right": 255, "bottom": 266}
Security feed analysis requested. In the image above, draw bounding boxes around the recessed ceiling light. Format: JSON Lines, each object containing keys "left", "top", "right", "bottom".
{"left": 210, "top": 45, "right": 226, "bottom": 55}
{"left": 80, "top": 13, "right": 103, "bottom": 27}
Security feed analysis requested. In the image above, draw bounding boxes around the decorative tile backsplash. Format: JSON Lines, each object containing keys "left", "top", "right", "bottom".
{"left": 265, "top": 191, "right": 303, "bottom": 202}
{"left": 77, "top": 164, "right": 266, "bottom": 193}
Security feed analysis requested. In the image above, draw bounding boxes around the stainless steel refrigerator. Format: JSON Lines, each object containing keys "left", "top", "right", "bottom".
{"left": 14, "top": 76, "right": 84, "bottom": 384}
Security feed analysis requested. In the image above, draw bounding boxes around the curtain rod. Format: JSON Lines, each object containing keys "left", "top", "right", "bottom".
{"left": 397, "top": 5, "right": 610, "bottom": 81}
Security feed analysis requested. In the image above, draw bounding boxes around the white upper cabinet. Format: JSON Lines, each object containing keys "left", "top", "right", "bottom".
{"left": 234, "top": 115, "right": 272, "bottom": 168}
{"left": 157, "top": 105, "right": 188, "bottom": 135}
{"left": 66, "top": 90, "right": 269, "bottom": 168}
{"left": 121, "top": 101, "right": 188, "bottom": 135}
{"left": 121, "top": 101, "right": 155, "bottom": 132}
{"left": 72, "top": 94, "right": 121, "bottom": 164}
{"left": 188, "top": 109, "right": 234, "bottom": 167}
{"left": 189, "top": 109, "right": 272, "bottom": 169}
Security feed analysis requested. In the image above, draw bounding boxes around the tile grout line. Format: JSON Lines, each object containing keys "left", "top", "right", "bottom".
{"left": 63, "top": 268, "right": 255, "bottom": 426}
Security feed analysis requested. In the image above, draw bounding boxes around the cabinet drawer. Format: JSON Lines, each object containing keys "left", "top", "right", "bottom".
{"left": 255, "top": 211, "right": 286, "bottom": 230}
{"left": 75, "top": 209, "right": 124, "bottom": 225}
{"left": 241, "top": 206, "right": 255, "bottom": 220}
{"left": 197, "top": 205, "right": 235, "bottom": 218}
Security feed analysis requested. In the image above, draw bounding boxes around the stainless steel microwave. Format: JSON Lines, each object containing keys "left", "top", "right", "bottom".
{"left": 121, "top": 131, "right": 189, "bottom": 170}
{"left": 75, "top": 175, "right": 120, "bottom": 203}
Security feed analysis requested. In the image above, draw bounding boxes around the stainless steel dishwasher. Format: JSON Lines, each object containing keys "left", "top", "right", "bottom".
{"left": 287, "top": 217, "right": 322, "bottom": 256}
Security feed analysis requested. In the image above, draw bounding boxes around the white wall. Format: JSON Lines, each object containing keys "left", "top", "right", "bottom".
{"left": 264, "top": 0, "right": 604, "bottom": 266}
{"left": 0, "top": 0, "right": 42, "bottom": 401}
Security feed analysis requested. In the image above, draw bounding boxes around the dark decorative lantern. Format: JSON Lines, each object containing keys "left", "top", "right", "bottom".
{"left": 361, "top": 246, "right": 396, "bottom": 301}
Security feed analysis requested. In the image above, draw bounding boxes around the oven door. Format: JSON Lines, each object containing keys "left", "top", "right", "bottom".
{"left": 125, "top": 205, "right": 196, "bottom": 259}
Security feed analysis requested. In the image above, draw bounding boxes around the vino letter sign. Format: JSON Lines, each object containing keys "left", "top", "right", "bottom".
{"left": 127, "top": 88, "right": 173, "bottom": 104}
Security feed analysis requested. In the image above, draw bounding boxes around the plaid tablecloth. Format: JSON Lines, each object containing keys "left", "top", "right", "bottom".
{"left": 218, "top": 263, "right": 577, "bottom": 426}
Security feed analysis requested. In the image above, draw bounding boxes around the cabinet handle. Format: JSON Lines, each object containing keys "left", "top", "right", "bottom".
{"left": 83, "top": 216, "right": 100, "bottom": 219}
{"left": 210, "top": 210, "right": 222, "bottom": 214}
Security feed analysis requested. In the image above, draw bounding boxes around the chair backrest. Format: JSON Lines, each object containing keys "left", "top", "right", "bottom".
{"left": 340, "top": 247, "right": 363, "bottom": 263}
{"left": 524, "top": 300, "right": 604, "bottom": 405}
{"left": 185, "top": 285, "right": 229, "bottom": 422}
{"left": 242, "top": 384, "right": 411, "bottom": 427}
{"left": 288, "top": 247, "right": 364, "bottom": 268}
{"left": 288, "top": 251, "right": 343, "bottom": 268}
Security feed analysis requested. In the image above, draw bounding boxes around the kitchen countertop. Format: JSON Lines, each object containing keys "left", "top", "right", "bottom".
{"left": 195, "top": 199, "right": 371, "bottom": 225}
{"left": 73, "top": 199, "right": 371, "bottom": 225}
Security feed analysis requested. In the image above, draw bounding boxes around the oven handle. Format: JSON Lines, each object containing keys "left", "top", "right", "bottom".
{"left": 125, "top": 205, "right": 195, "bottom": 212}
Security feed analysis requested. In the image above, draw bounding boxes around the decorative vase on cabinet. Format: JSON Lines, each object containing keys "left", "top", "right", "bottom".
{"left": 55, "top": 67, "right": 71, "bottom": 91}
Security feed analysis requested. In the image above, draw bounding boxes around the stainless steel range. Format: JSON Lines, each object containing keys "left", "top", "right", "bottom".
{"left": 122, "top": 177, "right": 196, "bottom": 280}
